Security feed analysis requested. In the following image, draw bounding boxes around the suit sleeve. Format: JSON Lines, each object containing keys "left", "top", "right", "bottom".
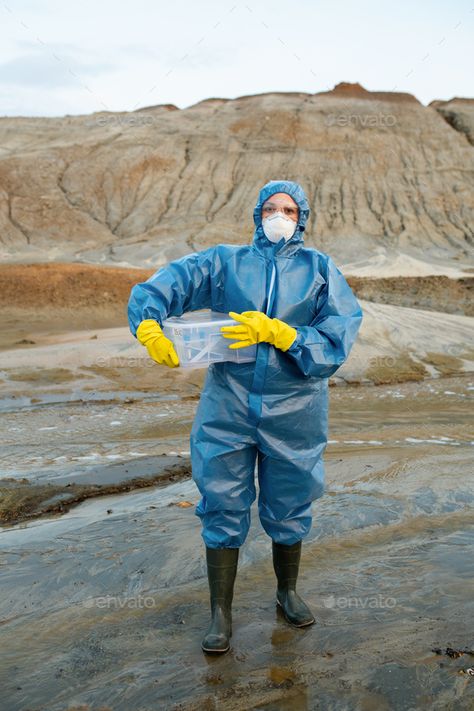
{"left": 284, "top": 255, "right": 363, "bottom": 378}
{"left": 127, "top": 247, "right": 215, "bottom": 338}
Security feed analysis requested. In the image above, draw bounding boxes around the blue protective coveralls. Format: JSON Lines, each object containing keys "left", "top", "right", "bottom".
{"left": 127, "top": 180, "right": 363, "bottom": 548}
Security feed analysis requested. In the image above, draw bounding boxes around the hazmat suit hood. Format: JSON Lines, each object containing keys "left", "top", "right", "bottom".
{"left": 252, "top": 180, "right": 310, "bottom": 258}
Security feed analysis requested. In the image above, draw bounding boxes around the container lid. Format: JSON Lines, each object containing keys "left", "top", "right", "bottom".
{"left": 163, "top": 310, "right": 234, "bottom": 327}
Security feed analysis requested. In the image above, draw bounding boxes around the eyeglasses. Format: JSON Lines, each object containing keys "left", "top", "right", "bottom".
{"left": 262, "top": 203, "right": 298, "bottom": 218}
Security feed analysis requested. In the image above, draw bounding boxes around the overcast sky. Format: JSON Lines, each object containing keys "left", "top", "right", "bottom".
{"left": 0, "top": 0, "right": 472, "bottom": 117}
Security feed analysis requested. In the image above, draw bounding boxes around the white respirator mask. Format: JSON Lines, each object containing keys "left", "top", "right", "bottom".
{"left": 262, "top": 212, "right": 297, "bottom": 243}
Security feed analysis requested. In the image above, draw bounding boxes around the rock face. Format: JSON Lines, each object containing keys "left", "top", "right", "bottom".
{"left": 430, "top": 97, "right": 474, "bottom": 146}
{"left": 0, "top": 82, "right": 472, "bottom": 274}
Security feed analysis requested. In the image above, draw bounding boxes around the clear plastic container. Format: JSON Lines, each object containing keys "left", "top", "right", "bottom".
{"left": 162, "top": 310, "right": 257, "bottom": 369}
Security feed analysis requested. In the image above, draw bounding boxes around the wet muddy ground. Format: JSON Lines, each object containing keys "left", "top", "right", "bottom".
{"left": 1, "top": 372, "right": 473, "bottom": 710}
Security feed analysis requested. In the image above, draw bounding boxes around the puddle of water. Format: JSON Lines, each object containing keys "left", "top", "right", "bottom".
{"left": 0, "top": 374, "right": 473, "bottom": 710}
{"left": 0, "top": 389, "right": 180, "bottom": 413}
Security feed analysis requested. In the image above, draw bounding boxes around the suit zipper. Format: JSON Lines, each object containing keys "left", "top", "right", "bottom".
{"left": 248, "top": 258, "right": 276, "bottom": 421}
{"left": 265, "top": 260, "right": 276, "bottom": 316}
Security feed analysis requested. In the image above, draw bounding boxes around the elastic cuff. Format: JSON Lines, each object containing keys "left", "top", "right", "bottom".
{"left": 285, "top": 328, "right": 301, "bottom": 353}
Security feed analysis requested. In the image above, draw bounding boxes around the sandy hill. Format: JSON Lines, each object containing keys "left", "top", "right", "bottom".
{"left": 0, "top": 83, "right": 473, "bottom": 385}
{"left": 0, "top": 82, "right": 472, "bottom": 277}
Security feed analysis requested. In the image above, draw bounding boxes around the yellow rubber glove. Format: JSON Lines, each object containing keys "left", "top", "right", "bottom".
{"left": 221, "top": 311, "right": 297, "bottom": 351}
{"left": 136, "top": 319, "right": 179, "bottom": 368}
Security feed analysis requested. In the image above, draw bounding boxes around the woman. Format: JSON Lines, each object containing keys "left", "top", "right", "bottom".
{"left": 127, "top": 179, "right": 363, "bottom": 654}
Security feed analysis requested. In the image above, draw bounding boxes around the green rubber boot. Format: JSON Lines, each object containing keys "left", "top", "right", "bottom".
{"left": 272, "top": 540, "right": 315, "bottom": 627}
{"left": 201, "top": 546, "right": 239, "bottom": 654}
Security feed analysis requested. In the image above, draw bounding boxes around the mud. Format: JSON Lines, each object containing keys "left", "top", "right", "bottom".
{"left": 0, "top": 373, "right": 473, "bottom": 710}
{"left": 0, "top": 460, "right": 191, "bottom": 525}
{"left": 349, "top": 275, "right": 474, "bottom": 317}
{"left": 0, "top": 263, "right": 472, "bottom": 355}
